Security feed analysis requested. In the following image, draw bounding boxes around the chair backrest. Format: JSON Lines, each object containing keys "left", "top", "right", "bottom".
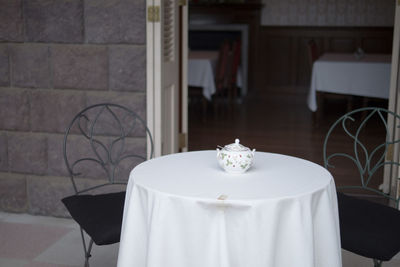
{"left": 63, "top": 103, "right": 154, "bottom": 195}
{"left": 228, "top": 39, "right": 241, "bottom": 86}
{"left": 323, "top": 107, "right": 400, "bottom": 207}
{"left": 215, "top": 40, "right": 231, "bottom": 92}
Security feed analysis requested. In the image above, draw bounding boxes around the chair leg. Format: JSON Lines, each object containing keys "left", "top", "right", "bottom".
{"left": 373, "top": 259, "right": 382, "bottom": 267}
{"left": 212, "top": 95, "right": 219, "bottom": 120}
{"left": 346, "top": 95, "right": 353, "bottom": 113}
{"left": 80, "top": 227, "right": 94, "bottom": 267}
{"left": 201, "top": 97, "right": 208, "bottom": 122}
{"left": 360, "top": 97, "right": 369, "bottom": 121}
{"left": 84, "top": 239, "right": 94, "bottom": 267}
{"left": 314, "top": 92, "right": 323, "bottom": 127}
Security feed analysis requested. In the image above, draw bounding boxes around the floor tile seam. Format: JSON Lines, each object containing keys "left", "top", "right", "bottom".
{"left": 0, "top": 256, "right": 29, "bottom": 263}
{"left": 28, "top": 259, "right": 81, "bottom": 267}
{"left": 2, "top": 221, "right": 77, "bottom": 230}
{"left": 32, "top": 228, "right": 84, "bottom": 266}
{"left": 1, "top": 215, "right": 78, "bottom": 229}
{"left": 32, "top": 227, "right": 77, "bottom": 259}
{"left": 0, "top": 220, "right": 77, "bottom": 232}
{"left": 0, "top": 212, "right": 11, "bottom": 221}
{"left": 0, "top": 221, "right": 76, "bottom": 262}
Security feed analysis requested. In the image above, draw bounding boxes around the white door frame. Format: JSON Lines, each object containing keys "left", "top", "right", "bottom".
{"left": 181, "top": 3, "right": 188, "bottom": 152}
{"left": 146, "top": 0, "right": 188, "bottom": 158}
{"left": 146, "top": 0, "right": 156, "bottom": 158}
{"left": 384, "top": 1, "right": 400, "bottom": 202}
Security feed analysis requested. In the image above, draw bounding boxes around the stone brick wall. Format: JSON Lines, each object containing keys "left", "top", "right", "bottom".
{"left": 0, "top": 0, "right": 147, "bottom": 217}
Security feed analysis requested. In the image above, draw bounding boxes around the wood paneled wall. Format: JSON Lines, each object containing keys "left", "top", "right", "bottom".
{"left": 255, "top": 26, "right": 394, "bottom": 89}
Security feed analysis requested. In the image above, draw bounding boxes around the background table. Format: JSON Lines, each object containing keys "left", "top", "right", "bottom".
{"left": 188, "top": 51, "right": 218, "bottom": 101}
{"left": 307, "top": 53, "right": 391, "bottom": 112}
{"left": 117, "top": 151, "right": 342, "bottom": 267}
{"left": 188, "top": 51, "right": 243, "bottom": 101}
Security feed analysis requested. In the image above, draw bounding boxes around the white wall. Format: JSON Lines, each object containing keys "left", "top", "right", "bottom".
{"left": 261, "top": 0, "right": 395, "bottom": 27}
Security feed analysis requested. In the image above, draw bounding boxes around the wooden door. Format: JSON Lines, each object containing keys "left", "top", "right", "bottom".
{"left": 146, "top": 0, "right": 188, "bottom": 157}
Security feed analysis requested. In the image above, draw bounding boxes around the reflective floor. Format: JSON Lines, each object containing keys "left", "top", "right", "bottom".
{"left": 189, "top": 86, "right": 389, "bottom": 189}
{"left": 0, "top": 212, "right": 118, "bottom": 267}
{"left": 1, "top": 211, "right": 399, "bottom": 267}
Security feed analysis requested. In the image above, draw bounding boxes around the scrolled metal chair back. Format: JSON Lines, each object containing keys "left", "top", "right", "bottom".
{"left": 323, "top": 107, "right": 400, "bottom": 207}
{"left": 63, "top": 103, "right": 154, "bottom": 195}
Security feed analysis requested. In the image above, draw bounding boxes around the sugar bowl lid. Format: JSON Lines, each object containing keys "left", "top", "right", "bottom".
{"left": 222, "top": 139, "right": 250, "bottom": 152}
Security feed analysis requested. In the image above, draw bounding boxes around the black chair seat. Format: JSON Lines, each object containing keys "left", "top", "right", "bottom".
{"left": 337, "top": 192, "right": 400, "bottom": 261}
{"left": 62, "top": 191, "right": 126, "bottom": 245}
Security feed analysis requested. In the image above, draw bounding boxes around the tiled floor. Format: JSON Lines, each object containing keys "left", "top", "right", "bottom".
{"left": 0, "top": 211, "right": 399, "bottom": 267}
{"left": 0, "top": 212, "right": 118, "bottom": 267}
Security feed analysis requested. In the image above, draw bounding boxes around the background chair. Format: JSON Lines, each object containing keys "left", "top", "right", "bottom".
{"left": 228, "top": 39, "right": 241, "bottom": 102}
{"left": 307, "top": 39, "right": 319, "bottom": 67}
{"left": 213, "top": 39, "right": 241, "bottom": 117}
{"left": 323, "top": 107, "right": 400, "bottom": 267}
{"left": 61, "top": 103, "right": 153, "bottom": 267}
{"left": 188, "top": 84, "right": 208, "bottom": 122}
{"left": 215, "top": 39, "right": 231, "bottom": 95}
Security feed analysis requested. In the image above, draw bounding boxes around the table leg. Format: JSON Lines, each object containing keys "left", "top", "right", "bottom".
{"left": 201, "top": 97, "right": 208, "bottom": 122}
{"left": 313, "top": 91, "right": 324, "bottom": 126}
{"left": 346, "top": 95, "right": 354, "bottom": 113}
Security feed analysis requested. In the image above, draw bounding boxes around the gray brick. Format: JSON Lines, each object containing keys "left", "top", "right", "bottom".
{"left": 0, "top": 45, "right": 10, "bottom": 86}
{"left": 24, "top": 0, "right": 83, "bottom": 43}
{"left": 52, "top": 45, "right": 108, "bottom": 90}
{"left": 0, "top": 173, "right": 27, "bottom": 213}
{"left": 0, "top": 88, "right": 30, "bottom": 131}
{"left": 27, "top": 175, "right": 74, "bottom": 217}
{"left": 10, "top": 44, "right": 51, "bottom": 88}
{"left": 110, "top": 46, "right": 146, "bottom": 92}
{"left": 47, "top": 134, "right": 72, "bottom": 176}
{"left": 0, "top": 0, "right": 24, "bottom": 42}
{"left": 88, "top": 184, "right": 126, "bottom": 196}
{"left": 8, "top": 133, "right": 47, "bottom": 175}
{"left": 86, "top": 91, "right": 146, "bottom": 120}
{"left": 85, "top": 0, "right": 145, "bottom": 44}
{"left": 85, "top": 93, "right": 147, "bottom": 136}
{"left": 0, "top": 133, "right": 7, "bottom": 171}
{"left": 30, "top": 90, "right": 85, "bottom": 133}
{"left": 47, "top": 134, "right": 67, "bottom": 177}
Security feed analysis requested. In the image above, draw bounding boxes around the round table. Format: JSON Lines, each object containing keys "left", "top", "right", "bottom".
{"left": 117, "top": 151, "right": 342, "bottom": 267}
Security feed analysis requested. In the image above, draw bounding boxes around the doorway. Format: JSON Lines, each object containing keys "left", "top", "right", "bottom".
{"left": 185, "top": 1, "right": 398, "bottom": 193}
{"left": 147, "top": 0, "right": 399, "bottom": 193}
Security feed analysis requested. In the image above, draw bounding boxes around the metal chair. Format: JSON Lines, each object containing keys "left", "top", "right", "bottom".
{"left": 307, "top": 39, "right": 319, "bottom": 68}
{"left": 323, "top": 107, "right": 400, "bottom": 267}
{"left": 61, "top": 103, "right": 153, "bottom": 267}
{"left": 213, "top": 39, "right": 241, "bottom": 118}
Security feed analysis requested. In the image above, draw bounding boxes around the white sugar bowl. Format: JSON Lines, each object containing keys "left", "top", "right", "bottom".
{"left": 216, "top": 139, "right": 256, "bottom": 174}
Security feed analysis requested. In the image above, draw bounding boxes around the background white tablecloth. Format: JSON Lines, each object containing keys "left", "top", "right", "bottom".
{"left": 117, "top": 151, "right": 342, "bottom": 267}
{"left": 188, "top": 51, "right": 243, "bottom": 101}
{"left": 307, "top": 53, "right": 391, "bottom": 112}
{"left": 188, "top": 51, "right": 218, "bottom": 101}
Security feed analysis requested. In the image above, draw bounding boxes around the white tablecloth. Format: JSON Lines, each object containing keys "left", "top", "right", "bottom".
{"left": 117, "top": 151, "right": 342, "bottom": 267}
{"left": 188, "top": 51, "right": 218, "bottom": 101}
{"left": 188, "top": 51, "right": 243, "bottom": 101}
{"left": 307, "top": 53, "right": 391, "bottom": 112}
